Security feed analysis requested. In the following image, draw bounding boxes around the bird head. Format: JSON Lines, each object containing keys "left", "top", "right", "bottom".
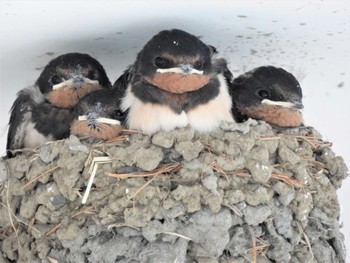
{"left": 133, "top": 29, "right": 217, "bottom": 94}
{"left": 232, "top": 66, "right": 304, "bottom": 127}
{"left": 36, "top": 53, "right": 111, "bottom": 108}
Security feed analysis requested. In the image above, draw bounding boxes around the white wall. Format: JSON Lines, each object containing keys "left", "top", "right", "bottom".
{"left": 1, "top": 0, "right": 349, "bottom": 260}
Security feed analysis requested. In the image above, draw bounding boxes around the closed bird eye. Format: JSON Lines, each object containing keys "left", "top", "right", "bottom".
{"left": 50, "top": 75, "right": 62, "bottom": 85}
{"left": 257, "top": 89, "right": 270, "bottom": 99}
{"left": 154, "top": 56, "right": 165, "bottom": 67}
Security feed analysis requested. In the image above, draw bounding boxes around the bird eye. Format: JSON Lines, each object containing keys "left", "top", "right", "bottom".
{"left": 194, "top": 60, "right": 203, "bottom": 70}
{"left": 50, "top": 75, "right": 62, "bottom": 85}
{"left": 257, "top": 89, "right": 270, "bottom": 99}
{"left": 113, "top": 110, "right": 125, "bottom": 119}
{"left": 88, "top": 70, "right": 99, "bottom": 80}
{"left": 154, "top": 57, "right": 165, "bottom": 67}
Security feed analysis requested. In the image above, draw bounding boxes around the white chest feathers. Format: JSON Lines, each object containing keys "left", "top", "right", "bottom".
{"left": 121, "top": 73, "right": 234, "bottom": 135}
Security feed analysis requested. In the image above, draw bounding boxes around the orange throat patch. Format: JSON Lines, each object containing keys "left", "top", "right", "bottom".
{"left": 70, "top": 120, "right": 123, "bottom": 140}
{"left": 145, "top": 72, "right": 210, "bottom": 94}
{"left": 46, "top": 84, "right": 102, "bottom": 108}
{"left": 239, "top": 104, "right": 303, "bottom": 127}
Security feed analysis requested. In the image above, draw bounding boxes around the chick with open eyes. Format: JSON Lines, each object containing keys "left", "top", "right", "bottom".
{"left": 119, "top": 28, "right": 234, "bottom": 134}
{"left": 71, "top": 29, "right": 235, "bottom": 140}
{"left": 6, "top": 53, "right": 111, "bottom": 157}
{"left": 230, "top": 66, "right": 304, "bottom": 128}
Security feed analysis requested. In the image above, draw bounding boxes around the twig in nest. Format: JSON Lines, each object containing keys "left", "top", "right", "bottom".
{"left": 209, "top": 162, "right": 229, "bottom": 181}
{"left": 5, "top": 181, "right": 20, "bottom": 249}
{"left": 47, "top": 256, "right": 59, "bottom": 263}
{"left": 297, "top": 221, "right": 314, "bottom": 263}
{"left": 108, "top": 163, "right": 180, "bottom": 208}
{"left": 45, "top": 223, "right": 62, "bottom": 237}
{"left": 207, "top": 162, "right": 251, "bottom": 179}
{"left": 291, "top": 135, "right": 332, "bottom": 150}
{"left": 107, "top": 223, "right": 140, "bottom": 231}
{"left": 162, "top": 231, "right": 192, "bottom": 241}
{"left": 0, "top": 223, "right": 19, "bottom": 237}
{"left": 27, "top": 217, "right": 35, "bottom": 232}
{"left": 246, "top": 237, "right": 270, "bottom": 257}
{"left": 202, "top": 142, "right": 214, "bottom": 154}
{"left": 21, "top": 166, "right": 60, "bottom": 190}
{"left": 127, "top": 175, "right": 159, "bottom": 201}
{"left": 271, "top": 173, "right": 304, "bottom": 188}
{"left": 232, "top": 169, "right": 252, "bottom": 178}
{"left": 259, "top": 136, "right": 281, "bottom": 141}
{"left": 308, "top": 160, "right": 326, "bottom": 174}
{"left": 71, "top": 206, "right": 96, "bottom": 218}
{"left": 82, "top": 156, "right": 113, "bottom": 204}
{"left": 247, "top": 226, "right": 257, "bottom": 263}
{"left": 222, "top": 204, "right": 243, "bottom": 217}
{"left": 0, "top": 201, "right": 43, "bottom": 237}
{"left": 261, "top": 134, "right": 332, "bottom": 150}
{"left": 84, "top": 149, "right": 94, "bottom": 167}
{"left": 107, "top": 163, "right": 181, "bottom": 179}
{"left": 88, "top": 157, "right": 112, "bottom": 174}
{"left": 246, "top": 244, "right": 270, "bottom": 256}
{"left": 45, "top": 206, "right": 96, "bottom": 236}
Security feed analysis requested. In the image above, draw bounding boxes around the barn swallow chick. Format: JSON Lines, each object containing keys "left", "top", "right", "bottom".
{"left": 40, "top": 53, "right": 111, "bottom": 108}
{"left": 116, "top": 29, "right": 234, "bottom": 135}
{"left": 230, "top": 66, "right": 303, "bottom": 127}
{"left": 71, "top": 89, "right": 125, "bottom": 140}
{"left": 6, "top": 53, "right": 111, "bottom": 157}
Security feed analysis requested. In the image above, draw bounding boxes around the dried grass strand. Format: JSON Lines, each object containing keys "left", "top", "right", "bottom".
{"left": 259, "top": 136, "right": 281, "bottom": 141}
{"left": 162, "top": 231, "right": 192, "bottom": 241}
{"left": 128, "top": 174, "right": 159, "bottom": 200}
{"left": 47, "top": 256, "right": 59, "bottom": 263}
{"left": 45, "top": 206, "right": 96, "bottom": 236}
{"left": 6, "top": 181, "right": 20, "bottom": 249}
{"left": 247, "top": 226, "right": 257, "bottom": 263}
{"left": 209, "top": 162, "right": 229, "bottom": 181}
{"left": 21, "top": 166, "right": 60, "bottom": 190}
{"left": 222, "top": 204, "right": 243, "bottom": 217}
{"left": 271, "top": 173, "right": 304, "bottom": 188}
{"left": 297, "top": 221, "right": 314, "bottom": 263}
{"left": 45, "top": 223, "right": 62, "bottom": 237}
{"left": 107, "top": 163, "right": 181, "bottom": 179}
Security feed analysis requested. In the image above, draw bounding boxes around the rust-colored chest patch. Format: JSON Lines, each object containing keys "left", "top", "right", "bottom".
{"left": 239, "top": 104, "right": 303, "bottom": 127}
{"left": 46, "top": 84, "right": 102, "bottom": 108}
{"left": 144, "top": 73, "right": 210, "bottom": 94}
{"left": 70, "top": 120, "right": 123, "bottom": 140}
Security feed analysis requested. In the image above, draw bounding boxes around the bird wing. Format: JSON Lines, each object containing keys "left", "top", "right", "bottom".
{"left": 31, "top": 102, "right": 73, "bottom": 140}
{"left": 217, "top": 61, "right": 246, "bottom": 123}
{"left": 6, "top": 86, "right": 44, "bottom": 156}
{"left": 6, "top": 85, "right": 74, "bottom": 157}
{"left": 113, "top": 68, "right": 131, "bottom": 97}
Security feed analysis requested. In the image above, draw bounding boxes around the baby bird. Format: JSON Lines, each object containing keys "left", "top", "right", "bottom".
{"left": 230, "top": 66, "right": 303, "bottom": 127}
{"left": 117, "top": 28, "right": 234, "bottom": 134}
{"left": 70, "top": 88, "right": 126, "bottom": 140}
{"left": 6, "top": 53, "right": 111, "bottom": 157}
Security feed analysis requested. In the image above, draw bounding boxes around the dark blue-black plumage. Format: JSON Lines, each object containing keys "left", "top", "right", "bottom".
{"left": 6, "top": 53, "right": 111, "bottom": 157}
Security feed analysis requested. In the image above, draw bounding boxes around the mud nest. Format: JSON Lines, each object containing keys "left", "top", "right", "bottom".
{"left": 0, "top": 120, "right": 348, "bottom": 263}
